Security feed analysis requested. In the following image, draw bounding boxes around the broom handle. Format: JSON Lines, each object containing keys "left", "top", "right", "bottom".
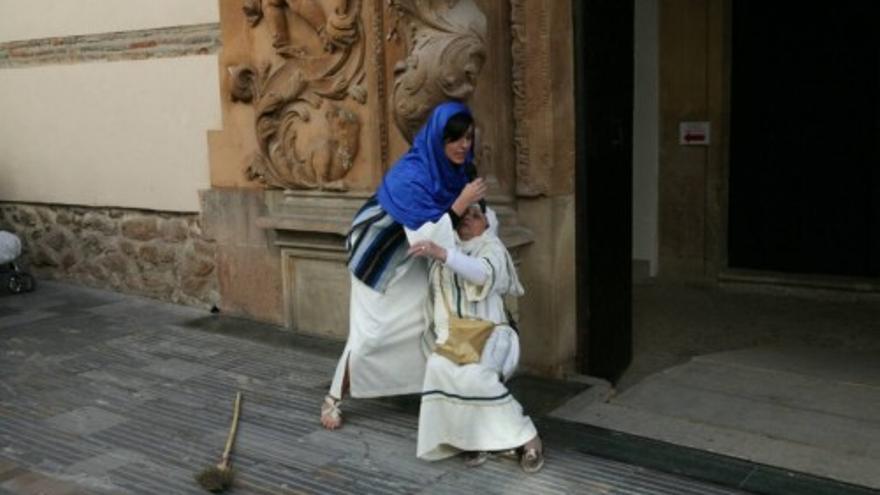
{"left": 220, "top": 392, "right": 242, "bottom": 465}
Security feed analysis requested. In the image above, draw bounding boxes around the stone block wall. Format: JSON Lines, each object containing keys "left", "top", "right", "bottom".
{"left": 0, "top": 202, "right": 218, "bottom": 308}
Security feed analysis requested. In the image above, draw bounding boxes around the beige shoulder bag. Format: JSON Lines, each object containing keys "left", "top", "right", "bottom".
{"left": 433, "top": 268, "right": 496, "bottom": 365}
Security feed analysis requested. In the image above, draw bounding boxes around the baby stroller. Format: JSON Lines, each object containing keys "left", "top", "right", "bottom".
{"left": 0, "top": 231, "right": 35, "bottom": 294}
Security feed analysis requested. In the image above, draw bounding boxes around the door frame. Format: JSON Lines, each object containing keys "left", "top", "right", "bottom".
{"left": 573, "top": 0, "right": 635, "bottom": 383}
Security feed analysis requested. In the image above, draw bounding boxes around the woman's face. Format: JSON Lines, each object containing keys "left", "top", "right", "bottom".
{"left": 458, "top": 205, "right": 487, "bottom": 240}
{"left": 444, "top": 125, "right": 474, "bottom": 166}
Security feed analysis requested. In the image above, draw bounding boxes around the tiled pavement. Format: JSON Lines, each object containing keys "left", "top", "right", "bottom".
{"left": 0, "top": 282, "right": 750, "bottom": 494}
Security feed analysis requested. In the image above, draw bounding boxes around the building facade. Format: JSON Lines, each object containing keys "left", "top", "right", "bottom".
{"left": 3, "top": 1, "right": 875, "bottom": 377}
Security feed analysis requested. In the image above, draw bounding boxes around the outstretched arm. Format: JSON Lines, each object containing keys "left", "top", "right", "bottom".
{"left": 408, "top": 241, "right": 488, "bottom": 285}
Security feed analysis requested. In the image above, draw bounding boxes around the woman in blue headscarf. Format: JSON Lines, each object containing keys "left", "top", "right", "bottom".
{"left": 321, "top": 101, "right": 486, "bottom": 430}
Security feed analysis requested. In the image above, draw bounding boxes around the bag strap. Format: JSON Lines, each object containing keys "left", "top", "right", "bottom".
{"left": 438, "top": 266, "right": 456, "bottom": 317}
{"left": 438, "top": 263, "right": 506, "bottom": 325}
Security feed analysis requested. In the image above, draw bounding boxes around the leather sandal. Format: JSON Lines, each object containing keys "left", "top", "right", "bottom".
{"left": 320, "top": 395, "right": 343, "bottom": 430}
{"left": 519, "top": 438, "right": 544, "bottom": 473}
{"left": 463, "top": 451, "right": 490, "bottom": 467}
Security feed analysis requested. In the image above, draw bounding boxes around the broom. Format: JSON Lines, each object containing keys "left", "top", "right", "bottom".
{"left": 196, "top": 391, "right": 243, "bottom": 492}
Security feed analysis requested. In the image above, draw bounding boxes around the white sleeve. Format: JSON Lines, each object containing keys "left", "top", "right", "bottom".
{"left": 480, "top": 326, "right": 520, "bottom": 382}
{"left": 444, "top": 248, "right": 488, "bottom": 285}
{"left": 405, "top": 213, "right": 455, "bottom": 251}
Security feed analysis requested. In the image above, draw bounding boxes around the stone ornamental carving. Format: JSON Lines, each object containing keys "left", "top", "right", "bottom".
{"left": 510, "top": 0, "right": 552, "bottom": 196}
{"left": 388, "top": 0, "right": 487, "bottom": 143}
{"left": 232, "top": 0, "right": 366, "bottom": 191}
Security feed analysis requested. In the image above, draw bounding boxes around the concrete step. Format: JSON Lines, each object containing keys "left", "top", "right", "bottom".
{"left": 692, "top": 346, "right": 880, "bottom": 387}
{"left": 566, "top": 401, "right": 880, "bottom": 490}
{"left": 556, "top": 346, "right": 880, "bottom": 490}
{"left": 658, "top": 352, "right": 880, "bottom": 423}
{"left": 614, "top": 366, "right": 880, "bottom": 459}
{"left": 547, "top": 374, "right": 614, "bottom": 422}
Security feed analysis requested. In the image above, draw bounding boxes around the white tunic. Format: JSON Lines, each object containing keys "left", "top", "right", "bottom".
{"left": 417, "top": 230, "right": 537, "bottom": 460}
{"left": 329, "top": 216, "right": 455, "bottom": 399}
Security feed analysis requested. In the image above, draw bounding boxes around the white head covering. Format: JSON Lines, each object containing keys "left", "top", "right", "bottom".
{"left": 458, "top": 206, "right": 524, "bottom": 297}
{"left": 485, "top": 206, "right": 500, "bottom": 238}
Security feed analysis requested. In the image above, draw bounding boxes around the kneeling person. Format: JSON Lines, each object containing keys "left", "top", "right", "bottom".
{"left": 408, "top": 205, "right": 543, "bottom": 473}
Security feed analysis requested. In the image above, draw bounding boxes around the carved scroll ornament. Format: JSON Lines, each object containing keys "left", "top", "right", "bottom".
{"left": 510, "top": 0, "right": 550, "bottom": 196}
{"left": 230, "top": 0, "right": 366, "bottom": 191}
{"left": 388, "top": 0, "right": 487, "bottom": 143}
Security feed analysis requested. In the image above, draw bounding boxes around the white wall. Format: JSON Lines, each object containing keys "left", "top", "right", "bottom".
{"left": 0, "top": 1, "right": 220, "bottom": 213}
{"left": 0, "top": 56, "right": 220, "bottom": 212}
{"left": 0, "top": 0, "right": 218, "bottom": 42}
{"left": 632, "top": 0, "right": 659, "bottom": 276}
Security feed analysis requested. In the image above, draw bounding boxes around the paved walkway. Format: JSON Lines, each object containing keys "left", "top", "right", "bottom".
{"left": 0, "top": 282, "right": 748, "bottom": 495}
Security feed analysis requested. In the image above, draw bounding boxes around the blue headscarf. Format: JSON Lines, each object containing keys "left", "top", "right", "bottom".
{"left": 377, "top": 101, "right": 473, "bottom": 230}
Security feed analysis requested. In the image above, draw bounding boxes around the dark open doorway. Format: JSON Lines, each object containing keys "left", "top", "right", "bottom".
{"left": 728, "top": 1, "right": 880, "bottom": 277}
{"left": 573, "top": 0, "right": 634, "bottom": 383}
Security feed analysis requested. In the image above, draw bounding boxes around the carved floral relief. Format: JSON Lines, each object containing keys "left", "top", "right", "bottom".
{"left": 229, "top": 0, "right": 488, "bottom": 190}
{"left": 388, "top": 0, "right": 487, "bottom": 143}
{"left": 231, "top": 0, "right": 366, "bottom": 191}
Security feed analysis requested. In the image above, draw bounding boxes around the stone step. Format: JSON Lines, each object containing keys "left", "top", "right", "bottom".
{"left": 615, "top": 366, "right": 880, "bottom": 459}
{"left": 692, "top": 346, "right": 880, "bottom": 387}
{"left": 627, "top": 354, "right": 880, "bottom": 425}
{"left": 569, "top": 401, "right": 880, "bottom": 490}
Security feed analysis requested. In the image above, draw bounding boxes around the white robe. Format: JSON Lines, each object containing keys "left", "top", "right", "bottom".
{"left": 329, "top": 216, "right": 455, "bottom": 399}
{"left": 417, "top": 230, "right": 537, "bottom": 460}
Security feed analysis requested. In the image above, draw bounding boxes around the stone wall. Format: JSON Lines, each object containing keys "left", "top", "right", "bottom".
{"left": 0, "top": 202, "right": 218, "bottom": 308}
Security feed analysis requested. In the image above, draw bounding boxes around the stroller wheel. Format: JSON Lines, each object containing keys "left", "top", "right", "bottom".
{"left": 7, "top": 275, "right": 24, "bottom": 294}
{"left": 20, "top": 273, "right": 35, "bottom": 292}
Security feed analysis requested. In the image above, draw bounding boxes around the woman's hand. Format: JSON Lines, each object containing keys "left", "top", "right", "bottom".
{"left": 408, "top": 240, "right": 447, "bottom": 262}
{"left": 452, "top": 178, "right": 487, "bottom": 216}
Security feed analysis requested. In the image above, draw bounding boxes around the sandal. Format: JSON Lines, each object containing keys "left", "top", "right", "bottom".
{"left": 519, "top": 437, "right": 544, "bottom": 473}
{"left": 462, "top": 451, "right": 489, "bottom": 468}
{"left": 320, "top": 395, "right": 343, "bottom": 430}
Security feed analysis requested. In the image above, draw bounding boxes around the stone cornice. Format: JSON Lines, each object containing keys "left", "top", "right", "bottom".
{"left": 0, "top": 23, "right": 221, "bottom": 69}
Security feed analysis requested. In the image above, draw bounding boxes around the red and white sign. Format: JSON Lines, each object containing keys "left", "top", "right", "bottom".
{"left": 679, "top": 121, "right": 711, "bottom": 146}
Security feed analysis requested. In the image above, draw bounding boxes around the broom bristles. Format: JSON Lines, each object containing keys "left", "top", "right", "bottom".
{"left": 195, "top": 465, "right": 235, "bottom": 493}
